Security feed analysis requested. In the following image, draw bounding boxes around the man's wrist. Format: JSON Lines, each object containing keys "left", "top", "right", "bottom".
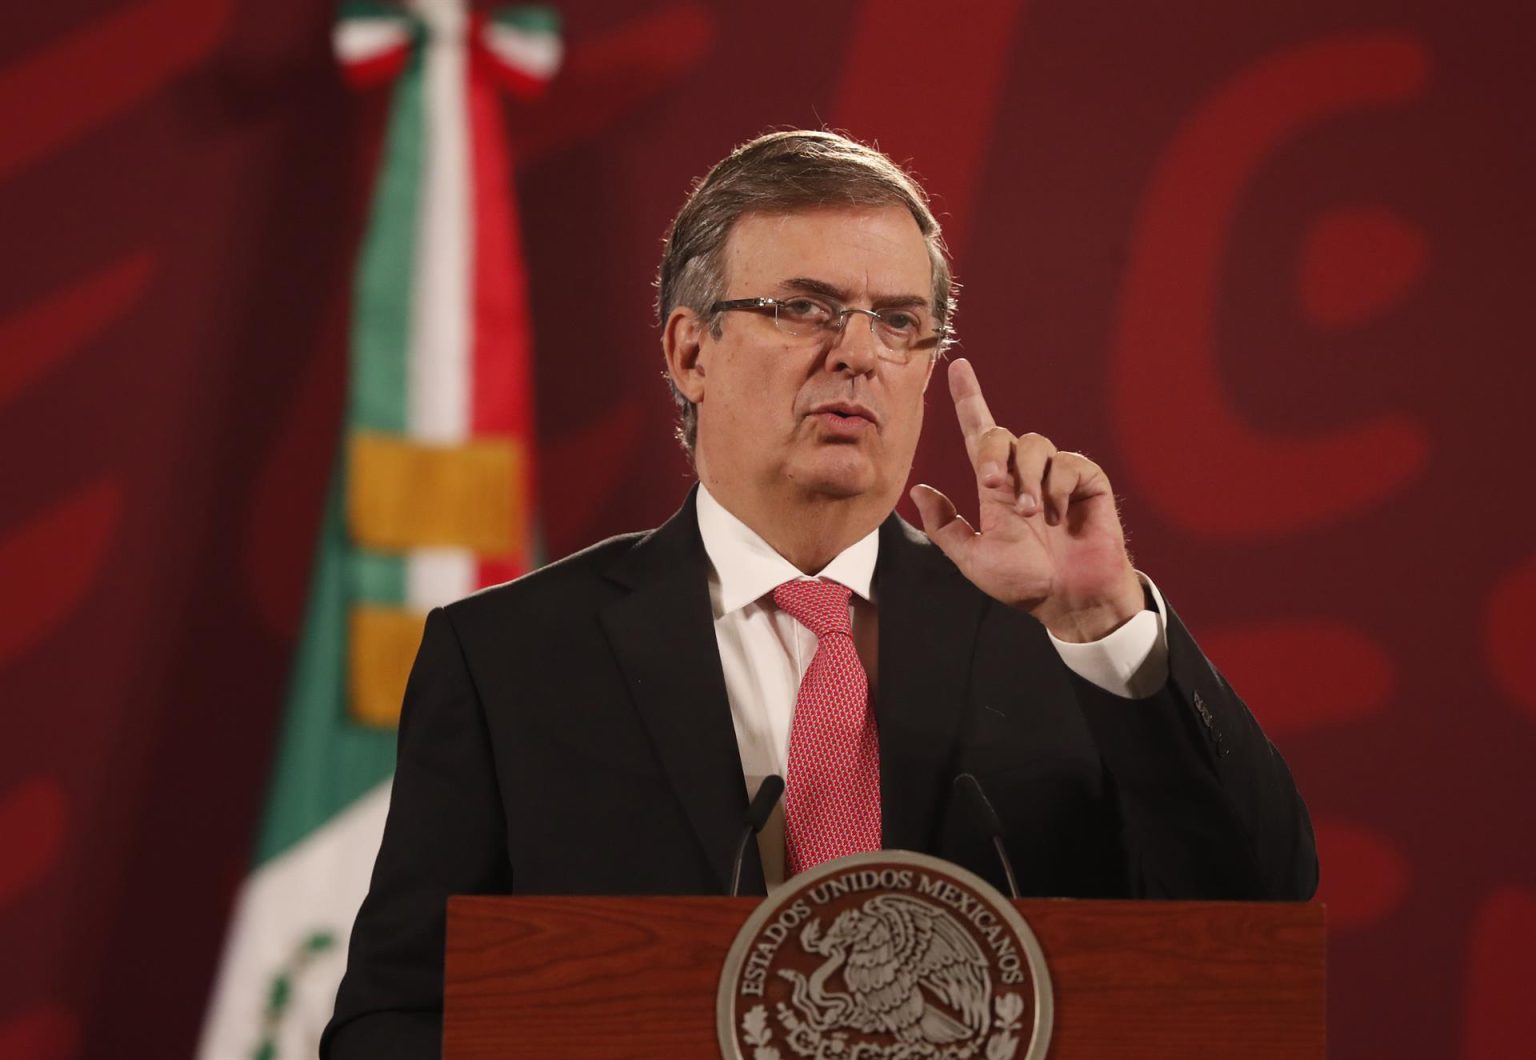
{"left": 1035, "top": 573, "right": 1146, "bottom": 643}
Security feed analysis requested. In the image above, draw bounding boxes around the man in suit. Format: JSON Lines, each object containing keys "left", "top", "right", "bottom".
{"left": 322, "top": 130, "right": 1316, "bottom": 1058}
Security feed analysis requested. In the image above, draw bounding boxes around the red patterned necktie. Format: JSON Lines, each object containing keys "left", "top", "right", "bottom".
{"left": 772, "top": 578, "right": 882, "bottom": 876}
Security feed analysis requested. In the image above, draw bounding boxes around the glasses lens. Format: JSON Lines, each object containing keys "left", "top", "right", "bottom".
{"left": 874, "top": 310, "right": 925, "bottom": 356}
{"left": 773, "top": 297, "right": 836, "bottom": 337}
{"left": 765, "top": 298, "right": 937, "bottom": 363}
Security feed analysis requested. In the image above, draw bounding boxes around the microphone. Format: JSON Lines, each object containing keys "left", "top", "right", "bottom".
{"left": 953, "top": 773, "right": 1022, "bottom": 900}
{"left": 730, "top": 775, "right": 785, "bottom": 897}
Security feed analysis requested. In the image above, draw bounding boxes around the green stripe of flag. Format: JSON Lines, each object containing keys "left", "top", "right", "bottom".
{"left": 253, "top": 44, "right": 428, "bottom": 865}
{"left": 350, "top": 41, "right": 422, "bottom": 435}
{"left": 492, "top": 5, "right": 561, "bottom": 35}
{"left": 255, "top": 472, "right": 397, "bottom": 864}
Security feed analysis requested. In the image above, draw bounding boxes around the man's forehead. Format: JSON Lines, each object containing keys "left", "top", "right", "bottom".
{"left": 721, "top": 205, "right": 932, "bottom": 296}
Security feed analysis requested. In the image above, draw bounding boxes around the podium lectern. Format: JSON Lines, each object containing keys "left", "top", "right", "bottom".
{"left": 444, "top": 895, "right": 1324, "bottom": 1058}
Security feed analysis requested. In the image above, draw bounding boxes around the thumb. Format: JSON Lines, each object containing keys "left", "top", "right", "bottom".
{"left": 909, "top": 484, "right": 976, "bottom": 566}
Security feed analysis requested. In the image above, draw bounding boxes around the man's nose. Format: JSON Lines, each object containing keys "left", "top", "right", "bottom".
{"left": 827, "top": 309, "right": 881, "bottom": 374}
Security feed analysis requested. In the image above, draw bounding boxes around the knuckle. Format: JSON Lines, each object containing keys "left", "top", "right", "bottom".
{"left": 978, "top": 427, "right": 1015, "bottom": 455}
{"left": 1073, "top": 453, "right": 1105, "bottom": 478}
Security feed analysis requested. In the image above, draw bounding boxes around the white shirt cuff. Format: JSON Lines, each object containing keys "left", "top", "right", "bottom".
{"left": 1047, "top": 572, "right": 1169, "bottom": 699}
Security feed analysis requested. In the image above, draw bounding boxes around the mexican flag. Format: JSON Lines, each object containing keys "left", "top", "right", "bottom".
{"left": 198, "top": 4, "right": 559, "bottom": 1056}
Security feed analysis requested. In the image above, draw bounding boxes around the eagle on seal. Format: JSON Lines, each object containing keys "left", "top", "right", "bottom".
{"left": 780, "top": 893, "right": 992, "bottom": 1045}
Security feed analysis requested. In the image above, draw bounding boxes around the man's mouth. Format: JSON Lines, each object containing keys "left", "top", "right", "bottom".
{"left": 808, "top": 401, "right": 878, "bottom": 425}
{"left": 807, "top": 402, "right": 878, "bottom": 439}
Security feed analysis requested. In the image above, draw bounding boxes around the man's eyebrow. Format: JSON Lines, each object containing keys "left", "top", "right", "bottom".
{"left": 777, "top": 277, "right": 932, "bottom": 311}
{"left": 870, "top": 294, "right": 932, "bottom": 311}
{"left": 777, "top": 277, "right": 848, "bottom": 300}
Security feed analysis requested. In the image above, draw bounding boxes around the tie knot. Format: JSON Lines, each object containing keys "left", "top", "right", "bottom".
{"left": 772, "top": 578, "right": 854, "bottom": 638}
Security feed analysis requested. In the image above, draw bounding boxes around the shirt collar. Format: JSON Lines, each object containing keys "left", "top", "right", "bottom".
{"left": 696, "top": 483, "right": 879, "bottom": 616}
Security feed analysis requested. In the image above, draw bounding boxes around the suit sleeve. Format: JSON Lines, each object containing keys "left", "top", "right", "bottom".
{"left": 321, "top": 607, "right": 513, "bottom": 1059}
{"left": 1070, "top": 601, "right": 1319, "bottom": 901}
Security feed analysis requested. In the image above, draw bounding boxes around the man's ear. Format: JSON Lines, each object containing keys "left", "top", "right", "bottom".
{"left": 663, "top": 306, "right": 708, "bottom": 403}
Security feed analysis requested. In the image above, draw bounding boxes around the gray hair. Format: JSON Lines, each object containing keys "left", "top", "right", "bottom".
{"left": 656, "top": 129, "right": 956, "bottom": 452}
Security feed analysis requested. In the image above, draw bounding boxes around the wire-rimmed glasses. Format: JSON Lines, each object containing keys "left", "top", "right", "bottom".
{"left": 708, "top": 295, "right": 944, "bottom": 364}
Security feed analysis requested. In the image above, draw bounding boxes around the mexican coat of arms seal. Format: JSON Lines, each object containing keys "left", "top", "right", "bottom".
{"left": 717, "top": 851, "right": 1053, "bottom": 1060}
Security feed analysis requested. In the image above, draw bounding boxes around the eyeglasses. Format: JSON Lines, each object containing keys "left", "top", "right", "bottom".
{"left": 708, "top": 295, "right": 944, "bottom": 364}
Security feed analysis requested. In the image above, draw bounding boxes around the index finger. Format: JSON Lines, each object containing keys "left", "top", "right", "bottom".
{"left": 948, "top": 358, "right": 998, "bottom": 460}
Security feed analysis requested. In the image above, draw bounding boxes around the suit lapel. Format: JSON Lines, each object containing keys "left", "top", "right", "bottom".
{"left": 875, "top": 515, "right": 988, "bottom": 853}
{"left": 598, "top": 489, "right": 761, "bottom": 895}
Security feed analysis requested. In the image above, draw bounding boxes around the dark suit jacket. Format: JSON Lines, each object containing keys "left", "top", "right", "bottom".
{"left": 321, "top": 489, "right": 1316, "bottom": 1057}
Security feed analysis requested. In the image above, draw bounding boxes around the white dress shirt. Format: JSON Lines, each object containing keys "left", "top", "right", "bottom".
{"left": 695, "top": 484, "right": 1170, "bottom": 888}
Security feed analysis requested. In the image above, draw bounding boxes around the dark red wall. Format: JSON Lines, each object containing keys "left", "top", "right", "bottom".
{"left": 2, "top": 2, "right": 1532, "bottom": 1056}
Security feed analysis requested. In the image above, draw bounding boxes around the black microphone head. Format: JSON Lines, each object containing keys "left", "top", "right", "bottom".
{"left": 745, "top": 775, "right": 785, "bottom": 834}
{"left": 953, "top": 772, "right": 1006, "bottom": 839}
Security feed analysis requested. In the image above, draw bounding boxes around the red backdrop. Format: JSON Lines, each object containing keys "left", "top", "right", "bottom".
{"left": 2, "top": 2, "right": 1532, "bottom": 1056}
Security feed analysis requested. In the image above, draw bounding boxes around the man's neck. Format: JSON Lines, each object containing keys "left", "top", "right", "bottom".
{"left": 697, "top": 478, "right": 887, "bottom": 574}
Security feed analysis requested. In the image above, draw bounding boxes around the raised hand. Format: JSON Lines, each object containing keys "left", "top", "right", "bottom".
{"left": 909, "top": 358, "right": 1144, "bottom": 642}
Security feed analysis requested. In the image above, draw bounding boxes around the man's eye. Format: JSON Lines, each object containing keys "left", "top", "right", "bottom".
{"left": 881, "top": 310, "right": 922, "bottom": 332}
{"left": 780, "top": 298, "right": 833, "bottom": 322}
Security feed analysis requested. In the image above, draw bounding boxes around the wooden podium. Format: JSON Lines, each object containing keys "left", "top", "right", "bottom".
{"left": 444, "top": 895, "right": 1324, "bottom": 1058}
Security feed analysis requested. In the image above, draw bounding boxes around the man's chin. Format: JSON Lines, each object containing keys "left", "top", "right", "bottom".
{"left": 787, "top": 450, "right": 884, "bottom": 502}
